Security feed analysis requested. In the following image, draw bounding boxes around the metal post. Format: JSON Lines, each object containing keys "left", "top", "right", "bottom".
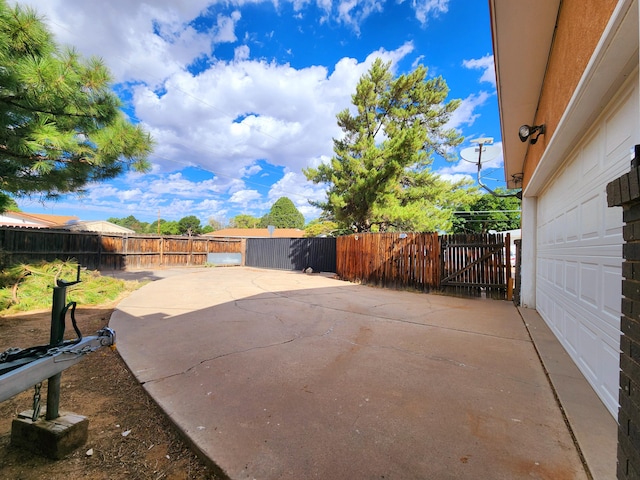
{"left": 45, "top": 284, "right": 66, "bottom": 420}
{"left": 45, "top": 265, "right": 80, "bottom": 420}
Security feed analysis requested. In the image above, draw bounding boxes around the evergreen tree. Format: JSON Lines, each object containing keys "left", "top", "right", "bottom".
{"left": 0, "top": 193, "right": 18, "bottom": 213}
{"left": 304, "top": 58, "right": 471, "bottom": 232}
{"left": 178, "top": 215, "right": 202, "bottom": 235}
{"left": 0, "top": 1, "right": 153, "bottom": 201}
{"left": 262, "top": 197, "right": 305, "bottom": 228}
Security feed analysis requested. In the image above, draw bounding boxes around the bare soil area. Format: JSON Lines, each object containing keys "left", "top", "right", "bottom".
{"left": 0, "top": 307, "right": 221, "bottom": 480}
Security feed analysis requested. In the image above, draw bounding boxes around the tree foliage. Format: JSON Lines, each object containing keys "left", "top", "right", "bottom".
{"left": 304, "top": 58, "right": 471, "bottom": 233}
{"left": 0, "top": 1, "right": 153, "bottom": 201}
{"left": 452, "top": 190, "right": 521, "bottom": 233}
{"left": 178, "top": 215, "right": 202, "bottom": 235}
{"left": 207, "top": 217, "right": 224, "bottom": 231}
{"left": 159, "top": 220, "right": 180, "bottom": 235}
{"left": 261, "top": 197, "right": 304, "bottom": 229}
{"left": 229, "top": 214, "right": 261, "bottom": 229}
{"left": 107, "top": 215, "right": 147, "bottom": 232}
{"left": 304, "top": 219, "right": 339, "bottom": 237}
{"left": 0, "top": 193, "right": 18, "bottom": 213}
{"left": 107, "top": 215, "right": 206, "bottom": 235}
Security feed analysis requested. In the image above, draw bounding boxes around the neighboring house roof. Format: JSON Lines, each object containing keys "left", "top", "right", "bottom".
{"left": 59, "top": 220, "right": 136, "bottom": 234}
{"left": 206, "top": 228, "right": 305, "bottom": 238}
{"left": 0, "top": 211, "right": 79, "bottom": 228}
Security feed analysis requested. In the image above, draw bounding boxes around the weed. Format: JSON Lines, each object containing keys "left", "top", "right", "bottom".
{"left": 0, "top": 260, "right": 141, "bottom": 314}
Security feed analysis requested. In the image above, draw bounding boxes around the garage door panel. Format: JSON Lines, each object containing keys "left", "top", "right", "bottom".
{"left": 604, "top": 87, "right": 635, "bottom": 157}
{"left": 578, "top": 323, "right": 600, "bottom": 381}
{"left": 554, "top": 260, "right": 564, "bottom": 287}
{"left": 565, "top": 261, "right": 578, "bottom": 297}
{"left": 604, "top": 265, "right": 623, "bottom": 322}
{"left": 580, "top": 128, "right": 601, "bottom": 179}
{"left": 539, "top": 240, "right": 622, "bottom": 255}
{"left": 534, "top": 50, "right": 637, "bottom": 421}
{"left": 566, "top": 207, "right": 579, "bottom": 241}
{"left": 553, "top": 300, "right": 564, "bottom": 334}
{"left": 538, "top": 282, "right": 621, "bottom": 416}
{"left": 565, "top": 310, "right": 578, "bottom": 354}
{"left": 580, "top": 195, "right": 600, "bottom": 239}
{"left": 579, "top": 262, "right": 599, "bottom": 308}
{"left": 554, "top": 213, "right": 565, "bottom": 243}
{"left": 602, "top": 342, "right": 621, "bottom": 408}
{"left": 538, "top": 276, "right": 620, "bottom": 344}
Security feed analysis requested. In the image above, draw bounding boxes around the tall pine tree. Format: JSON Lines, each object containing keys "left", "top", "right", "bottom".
{"left": 0, "top": 1, "right": 153, "bottom": 207}
{"left": 262, "top": 197, "right": 305, "bottom": 228}
{"left": 304, "top": 58, "right": 472, "bottom": 232}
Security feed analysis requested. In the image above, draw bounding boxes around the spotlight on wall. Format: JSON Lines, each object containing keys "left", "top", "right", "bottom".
{"left": 511, "top": 172, "right": 524, "bottom": 185}
{"left": 518, "top": 124, "right": 546, "bottom": 144}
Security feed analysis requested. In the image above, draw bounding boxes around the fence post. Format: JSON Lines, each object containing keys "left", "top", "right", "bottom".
{"left": 97, "top": 233, "right": 103, "bottom": 270}
{"left": 506, "top": 233, "right": 513, "bottom": 301}
{"left": 123, "top": 235, "right": 128, "bottom": 270}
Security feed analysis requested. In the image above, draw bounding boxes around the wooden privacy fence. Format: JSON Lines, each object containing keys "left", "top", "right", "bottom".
{"left": 337, "top": 232, "right": 511, "bottom": 299}
{"left": 439, "top": 233, "right": 511, "bottom": 299}
{"left": 0, "top": 227, "right": 242, "bottom": 270}
{"left": 336, "top": 232, "right": 440, "bottom": 291}
{"left": 1, "top": 227, "right": 512, "bottom": 299}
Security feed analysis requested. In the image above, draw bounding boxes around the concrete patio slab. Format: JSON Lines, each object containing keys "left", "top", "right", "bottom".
{"left": 110, "top": 267, "right": 592, "bottom": 479}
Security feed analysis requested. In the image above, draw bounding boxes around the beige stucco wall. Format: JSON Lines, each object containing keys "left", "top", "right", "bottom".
{"left": 523, "top": 0, "right": 617, "bottom": 188}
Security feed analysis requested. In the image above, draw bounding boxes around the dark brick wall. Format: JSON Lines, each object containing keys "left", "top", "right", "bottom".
{"left": 607, "top": 159, "right": 640, "bottom": 480}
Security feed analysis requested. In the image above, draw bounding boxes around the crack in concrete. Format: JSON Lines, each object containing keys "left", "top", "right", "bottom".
{"left": 143, "top": 317, "right": 345, "bottom": 385}
{"left": 142, "top": 335, "right": 302, "bottom": 385}
{"left": 235, "top": 288, "right": 530, "bottom": 344}
{"left": 328, "top": 335, "right": 542, "bottom": 387}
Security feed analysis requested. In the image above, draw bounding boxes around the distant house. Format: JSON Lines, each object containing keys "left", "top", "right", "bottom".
{"left": 58, "top": 220, "right": 135, "bottom": 234}
{"left": 206, "top": 228, "right": 305, "bottom": 238}
{"left": 0, "top": 212, "right": 134, "bottom": 234}
{"left": 0, "top": 211, "right": 79, "bottom": 228}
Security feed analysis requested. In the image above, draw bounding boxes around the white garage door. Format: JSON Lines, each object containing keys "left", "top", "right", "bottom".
{"left": 536, "top": 77, "right": 638, "bottom": 417}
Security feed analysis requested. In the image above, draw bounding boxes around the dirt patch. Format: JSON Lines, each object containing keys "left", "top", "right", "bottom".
{"left": 0, "top": 307, "right": 221, "bottom": 480}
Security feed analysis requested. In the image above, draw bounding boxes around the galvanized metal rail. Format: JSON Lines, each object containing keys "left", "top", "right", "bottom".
{"left": 0, "top": 265, "right": 116, "bottom": 419}
{"left": 0, "top": 328, "right": 116, "bottom": 403}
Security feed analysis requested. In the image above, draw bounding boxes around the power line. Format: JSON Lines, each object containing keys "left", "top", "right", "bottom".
{"left": 452, "top": 210, "right": 520, "bottom": 214}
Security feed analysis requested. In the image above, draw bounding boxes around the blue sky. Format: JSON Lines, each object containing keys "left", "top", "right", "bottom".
{"left": 13, "top": 0, "right": 503, "bottom": 226}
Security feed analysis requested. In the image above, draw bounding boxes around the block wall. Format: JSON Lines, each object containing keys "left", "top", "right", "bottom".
{"left": 607, "top": 160, "right": 640, "bottom": 479}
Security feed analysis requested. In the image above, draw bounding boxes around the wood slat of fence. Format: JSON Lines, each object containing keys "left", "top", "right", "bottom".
{"left": 439, "top": 233, "right": 508, "bottom": 299}
{"left": 0, "top": 227, "right": 242, "bottom": 270}
{"left": 336, "top": 232, "right": 440, "bottom": 292}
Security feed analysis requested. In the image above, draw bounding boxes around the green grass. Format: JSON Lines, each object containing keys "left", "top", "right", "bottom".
{"left": 0, "top": 260, "right": 143, "bottom": 314}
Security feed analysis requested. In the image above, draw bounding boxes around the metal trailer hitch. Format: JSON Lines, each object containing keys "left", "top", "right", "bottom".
{"left": 0, "top": 266, "right": 116, "bottom": 418}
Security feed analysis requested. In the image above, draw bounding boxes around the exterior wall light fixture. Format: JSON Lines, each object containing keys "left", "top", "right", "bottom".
{"left": 511, "top": 172, "right": 524, "bottom": 185}
{"left": 518, "top": 124, "right": 546, "bottom": 144}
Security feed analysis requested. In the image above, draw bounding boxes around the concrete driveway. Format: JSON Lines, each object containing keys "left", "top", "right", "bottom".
{"left": 110, "top": 267, "right": 588, "bottom": 480}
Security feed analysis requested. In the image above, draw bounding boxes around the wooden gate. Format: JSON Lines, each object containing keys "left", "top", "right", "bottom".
{"left": 439, "top": 233, "right": 511, "bottom": 299}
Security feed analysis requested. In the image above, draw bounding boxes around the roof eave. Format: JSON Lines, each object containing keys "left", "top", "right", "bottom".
{"left": 490, "top": 0, "right": 561, "bottom": 188}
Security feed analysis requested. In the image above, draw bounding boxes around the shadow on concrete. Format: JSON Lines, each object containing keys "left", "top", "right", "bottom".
{"left": 110, "top": 268, "right": 589, "bottom": 480}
